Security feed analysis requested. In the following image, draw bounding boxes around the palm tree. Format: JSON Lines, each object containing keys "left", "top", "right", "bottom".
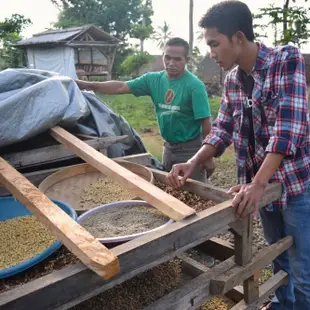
{"left": 188, "top": 0, "right": 194, "bottom": 71}
{"left": 152, "top": 21, "right": 173, "bottom": 51}
{"left": 196, "top": 30, "right": 204, "bottom": 42}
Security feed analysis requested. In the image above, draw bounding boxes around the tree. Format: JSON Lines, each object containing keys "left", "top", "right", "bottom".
{"left": 254, "top": 0, "right": 310, "bottom": 47}
{"left": 120, "top": 51, "right": 154, "bottom": 76}
{"left": 130, "top": 0, "right": 154, "bottom": 52}
{"left": 152, "top": 21, "right": 173, "bottom": 51}
{"left": 188, "top": 0, "right": 194, "bottom": 72}
{"left": 51, "top": 0, "right": 154, "bottom": 77}
{"left": 52, "top": 0, "right": 147, "bottom": 41}
{"left": 0, "top": 14, "right": 32, "bottom": 69}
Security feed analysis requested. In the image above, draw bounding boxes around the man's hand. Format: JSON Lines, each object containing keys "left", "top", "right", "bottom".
{"left": 203, "top": 158, "right": 216, "bottom": 178}
{"left": 166, "top": 162, "right": 196, "bottom": 188}
{"left": 75, "top": 79, "right": 92, "bottom": 91}
{"left": 227, "top": 182, "right": 266, "bottom": 218}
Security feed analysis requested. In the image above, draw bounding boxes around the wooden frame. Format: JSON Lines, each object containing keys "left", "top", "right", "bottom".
{"left": 0, "top": 152, "right": 289, "bottom": 310}
{"left": 1, "top": 136, "right": 128, "bottom": 170}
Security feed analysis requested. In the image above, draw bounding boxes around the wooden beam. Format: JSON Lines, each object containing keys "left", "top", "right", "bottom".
{"left": 68, "top": 43, "right": 119, "bottom": 48}
{"left": 233, "top": 217, "right": 253, "bottom": 266}
{"left": 115, "top": 153, "right": 152, "bottom": 167}
{"left": 243, "top": 272, "right": 260, "bottom": 304}
{"left": 195, "top": 237, "right": 234, "bottom": 261}
{"left": 232, "top": 216, "right": 259, "bottom": 304}
{"left": 0, "top": 185, "right": 281, "bottom": 310}
{"left": 0, "top": 153, "right": 152, "bottom": 197}
{"left": 210, "top": 236, "right": 293, "bottom": 295}
{"left": 145, "top": 257, "right": 236, "bottom": 310}
{"left": 231, "top": 271, "right": 288, "bottom": 310}
{"left": 0, "top": 157, "right": 119, "bottom": 280}
{"left": 1, "top": 136, "right": 128, "bottom": 169}
{"left": 50, "top": 126, "right": 196, "bottom": 221}
{"left": 179, "top": 253, "right": 245, "bottom": 305}
{"left": 178, "top": 253, "right": 209, "bottom": 278}
{"left": 151, "top": 168, "right": 282, "bottom": 207}
{"left": 150, "top": 168, "right": 231, "bottom": 203}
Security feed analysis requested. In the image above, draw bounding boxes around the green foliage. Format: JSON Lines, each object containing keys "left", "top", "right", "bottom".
{"left": 52, "top": 0, "right": 146, "bottom": 40}
{"left": 130, "top": 24, "right": 153, "bottom": 51}
{"left": 112, "top": 45, "right": 135, "bottom": 78}
{"left": 0, "top": 14, "right": 31, "bottom": 36}
{"left": 120, "top": 51, "right": 154, "bottom": 76}
{"left": 0, "top": 14, "right": 32, "bottom": 69}
{"left": 130, "top": 0, "right": 153, "bottom": 50}
{"left": 152, "top": 21, "right": 173, "bottom": 51}
{"left": 254, "top": 2, "right": 310, "bottom": 47}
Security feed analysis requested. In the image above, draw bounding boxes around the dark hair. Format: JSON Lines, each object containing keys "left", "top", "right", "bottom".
{"left": 165, "top": 37, "right": 190, "bottom": 57}
{"left": 199, "top": 1, "right": 255, "bottom": 41}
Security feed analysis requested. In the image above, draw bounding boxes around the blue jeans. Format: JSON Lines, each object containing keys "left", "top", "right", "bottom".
{"left": 259, "top": 182, "right": 310, "bottom": 310}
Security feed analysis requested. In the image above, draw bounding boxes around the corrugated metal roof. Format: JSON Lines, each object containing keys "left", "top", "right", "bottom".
{"left": 14, "top": 28, "right": 82, "bottom": 46}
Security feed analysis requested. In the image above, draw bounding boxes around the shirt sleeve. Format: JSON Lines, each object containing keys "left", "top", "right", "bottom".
{"left": 265, "top": 48, "right": 309, "bottom": 157}
{"left": 203, "top": 79, "right": 234, "bottom": 157}
{"left": 191, "top": 81, "right": 211, "bottom": 119}
{"left": 126, "top": 73, "right": 151, "bottom": 97}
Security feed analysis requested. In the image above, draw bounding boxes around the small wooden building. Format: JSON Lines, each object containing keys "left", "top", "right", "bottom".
{"left": 13, "top": 25, "right": 120, "bottom": 80}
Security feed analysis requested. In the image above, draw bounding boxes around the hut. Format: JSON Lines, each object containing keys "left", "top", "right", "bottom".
{"left": 13, "top": 25, "right": 120, "bottom": 80}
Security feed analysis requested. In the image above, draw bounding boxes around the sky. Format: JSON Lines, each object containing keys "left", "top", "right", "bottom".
{"left": 1, "top": 0, "right": 310, "bottom": 55}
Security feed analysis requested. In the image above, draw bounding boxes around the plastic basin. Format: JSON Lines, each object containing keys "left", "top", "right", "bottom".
{"left": 0, "top": 196, "right": 77, "bottom": 278}
{"left": 77, "top": 200, "right": 174, "bottom": 247}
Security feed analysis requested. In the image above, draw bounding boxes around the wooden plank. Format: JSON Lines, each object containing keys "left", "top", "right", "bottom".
{"left": 2, "top": 136, "right": 128, "bottom": 169}
{"left": 179, "top": 253, "right": 245, "bottom": 305}
{"left": 0, "top": 182, "right": 281, "bottom": 310}
{"left": 0, "top": 157, "right": 119, "bottom": 279}
{"left": 150, "top": 169, "right": 282, "bottom": 206}
{"left": 145, "top": 257, "right": 236, "bottom": 310}
{"left": 196, "top": 237, "right": 234, "bottom": 261}
{"left": 0, "top": 153, "right": 152, "bottom": 197}
{"left": 115, "top": 153, "right": 152, "bottom": 167}
{"left": 150, "top": 168, "right": 231, "bottom": 203}
{"left": 50, "top": 126, "right": 196, "bottom": 221}
{"left": 232, "top": 216, "right": 259, "bottom": 304}
{"left": 231, "top": 271, "right": 288, "bottom": 310}
{"left": 210, "top": 236, "right": 293, "bottom": 295}
{"left": 178, "top": 253, "right": 209, "bottom": 278}
{"left": 233, "top": 218, "right": 253, "bottom": 265}
{"left": 243, "top": 273, "right": 260, "bottom": 304}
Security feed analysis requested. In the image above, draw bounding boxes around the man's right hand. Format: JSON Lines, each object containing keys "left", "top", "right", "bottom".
{"left": 166, "top": 162, "right": 196, "bottom": 188}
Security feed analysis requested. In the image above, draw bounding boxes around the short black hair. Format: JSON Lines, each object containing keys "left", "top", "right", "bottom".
{"left": 199, "top": 1, "right": 255, "bottom": 41}
{"left": 165, "top": 37, "right": 190, "bottom": 57}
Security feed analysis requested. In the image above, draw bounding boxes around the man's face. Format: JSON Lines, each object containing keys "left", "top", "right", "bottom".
{"left": 163, "top": 45, "right": 188, "bottom": 77}
{"left": 204, "top": 27, "right": 241, "bottom": 71}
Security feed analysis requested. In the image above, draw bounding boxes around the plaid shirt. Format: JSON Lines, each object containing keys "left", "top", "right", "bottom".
{"left": 204, "top": 43, "right": 310, "bottom": 211}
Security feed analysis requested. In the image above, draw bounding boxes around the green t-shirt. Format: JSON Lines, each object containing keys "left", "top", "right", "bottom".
{"left": 126, "top": 70, "right": 211, "bottom": 143}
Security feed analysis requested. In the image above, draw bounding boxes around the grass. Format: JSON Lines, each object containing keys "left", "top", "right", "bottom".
{"left": 97, "top": 94, "right": 158, "bottom": 132}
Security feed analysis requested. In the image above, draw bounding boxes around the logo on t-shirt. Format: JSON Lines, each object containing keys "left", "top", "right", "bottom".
{"left": 165, "top": 89, "right": 175, "bottom": 104}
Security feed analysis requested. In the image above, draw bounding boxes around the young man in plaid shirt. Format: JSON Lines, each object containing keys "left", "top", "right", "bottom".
{"left": 167, "top": 1, "right": 310, "bottom": 309}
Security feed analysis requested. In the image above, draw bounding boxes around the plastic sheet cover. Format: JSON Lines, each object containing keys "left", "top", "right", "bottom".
{"left": 0, "top": 68, "right": 151, "bottom": 160}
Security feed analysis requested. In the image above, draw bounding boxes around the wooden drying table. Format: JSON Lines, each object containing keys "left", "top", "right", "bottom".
{"left": 0, "top": 152, "right": 291, "bottom": 310}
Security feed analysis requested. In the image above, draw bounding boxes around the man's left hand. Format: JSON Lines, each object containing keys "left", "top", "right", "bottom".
{"left": 227, "top": 182, "right": 266, "bottom": 218}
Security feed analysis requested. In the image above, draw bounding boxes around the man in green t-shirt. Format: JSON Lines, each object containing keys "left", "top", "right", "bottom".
{"left": 75, "top": 37, "right": 215, "bottom": 182}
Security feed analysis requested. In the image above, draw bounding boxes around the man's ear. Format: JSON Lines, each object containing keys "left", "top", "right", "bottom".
{"left": 186, "top": 56, "right": 191, "bottom": 62}
{"left": 234, "top": 31, "right": 247, "bottom": 45}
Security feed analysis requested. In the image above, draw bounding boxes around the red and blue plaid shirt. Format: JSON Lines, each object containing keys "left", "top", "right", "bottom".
{"left": 204, "top": 43, "right": 310, "bottom": 211}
